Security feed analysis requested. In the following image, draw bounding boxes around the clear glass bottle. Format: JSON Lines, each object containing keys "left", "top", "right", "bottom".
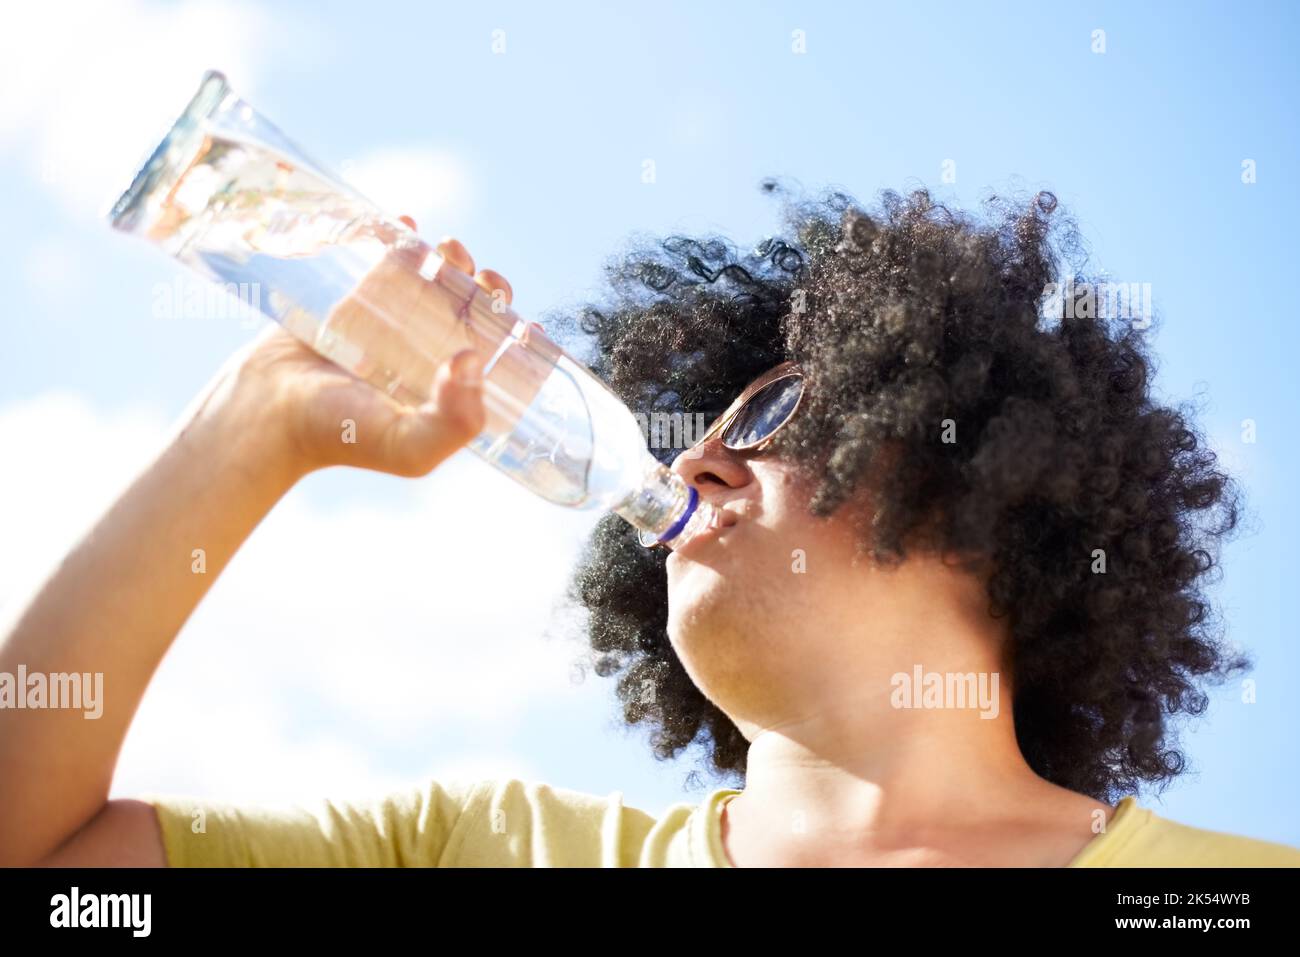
{"left": 107, "top": 70, "right": 715, "bottom": 549}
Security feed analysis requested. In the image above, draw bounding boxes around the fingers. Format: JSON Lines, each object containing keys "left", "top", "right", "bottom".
{"left": 435, "top": 236, "right": 475, "bottom": 276}
{"left": 474, "top": 268, "right": 512, "bottom": 307}
{"left": 430, "top": 235, "right": 513, "bottom": 307}
{"left": 400, "top": 215, "right": 511, "bottom": 308}
{"left": 379, "top": 350, "right": 487, "bottom": 477}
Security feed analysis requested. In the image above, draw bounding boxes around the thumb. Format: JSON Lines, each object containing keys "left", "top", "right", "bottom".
{"left": 381, "top": 350, "right": 488, "bottom": 477}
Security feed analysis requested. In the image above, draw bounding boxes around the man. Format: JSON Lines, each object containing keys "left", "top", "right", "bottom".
{"left": 3, "top": 187, "right": 1296, "bottom": 867}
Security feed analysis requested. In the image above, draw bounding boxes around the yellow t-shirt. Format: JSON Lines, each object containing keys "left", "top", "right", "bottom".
{"left": 141, "top": 779, "right": 1300, "bottom": 867}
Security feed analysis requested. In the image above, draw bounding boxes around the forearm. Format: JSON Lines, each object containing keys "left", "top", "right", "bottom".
{"left": 0, "top": 367, "right": 302, "bottom": 865}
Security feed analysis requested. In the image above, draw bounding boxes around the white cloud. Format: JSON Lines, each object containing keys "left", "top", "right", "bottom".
{"left": 0, "top": 0, "right": 275, "bottom": 217}
{"left": 0, "top": 392, "right": 599, "bottom": 803}
{"left": 1, "top": 2, "right": 476, "bottom": 288}
{"left": 341, "top": 148, "right": 475, "bottom": 235}
{"left": 0, "top": 392, "right": 168, "bottom": 587}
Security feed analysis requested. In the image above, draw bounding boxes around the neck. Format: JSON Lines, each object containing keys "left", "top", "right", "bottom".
{"left": 722, "top": 692, "right": 1074, "bottom": 865}
{"left": 708, "top": 548, "right": 1111, "bottom": 865}
{"left": 719, "top": 574, "right": 1084, "bottom": 865}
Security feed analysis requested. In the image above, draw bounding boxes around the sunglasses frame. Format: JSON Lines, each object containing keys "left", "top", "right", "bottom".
{"left": 641, "top": 360, "right": 805, "bottom": 551}
{"left": 692, "top": 360, "right": 805, "bottom": 453}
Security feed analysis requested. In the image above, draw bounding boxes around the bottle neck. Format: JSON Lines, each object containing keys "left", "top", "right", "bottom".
{"left": 613, "top": 458, "right": 718, "bottom": 548}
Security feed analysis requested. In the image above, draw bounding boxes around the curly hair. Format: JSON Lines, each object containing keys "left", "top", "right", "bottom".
{"left": 551, "top": 182, "right": 1248, "bottom": 804}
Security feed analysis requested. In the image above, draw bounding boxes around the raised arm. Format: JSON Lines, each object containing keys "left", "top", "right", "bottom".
{"left": 0, "top": 236, "right": 507, "bottom": 866}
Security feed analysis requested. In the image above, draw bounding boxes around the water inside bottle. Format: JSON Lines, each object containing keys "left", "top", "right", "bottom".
{"left": 148, "top": 132, "right": 416, "bottom": 393}
{"left": 131, "top": 128, "right": 661, "bottom": 512}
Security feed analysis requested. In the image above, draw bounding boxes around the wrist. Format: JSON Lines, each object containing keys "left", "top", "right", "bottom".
{"left": 178, "top": 358, "right": 311, "bottom": 498}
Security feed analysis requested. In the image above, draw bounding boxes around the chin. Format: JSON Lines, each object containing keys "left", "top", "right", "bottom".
{"left": 667, "top": 574, "right": 745, "bottom": 651}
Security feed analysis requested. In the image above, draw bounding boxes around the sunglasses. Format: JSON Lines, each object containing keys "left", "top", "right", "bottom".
{"left": 638, "top": 360, "right": 805, "bottom": 549}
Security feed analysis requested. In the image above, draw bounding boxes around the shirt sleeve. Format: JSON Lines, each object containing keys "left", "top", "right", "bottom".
{"left": 140, "top": 778, "right": 488, "bottom": 867}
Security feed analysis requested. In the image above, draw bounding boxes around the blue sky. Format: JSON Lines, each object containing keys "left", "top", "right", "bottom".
{"left": 1, "top": 0, "right": 1297, "bottom": 845}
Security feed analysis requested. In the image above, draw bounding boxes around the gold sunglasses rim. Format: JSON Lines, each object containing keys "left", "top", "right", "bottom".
{"left": 640, "top": 361, "right": 805, "bottom": 550}
{"left": 696, "top": 361, "right": 805, "bottom": 451}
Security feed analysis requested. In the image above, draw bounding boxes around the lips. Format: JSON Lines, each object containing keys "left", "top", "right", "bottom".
{"left": 696, "top": 504, "right": 739, "bottom": 537}
{"left": 667, "top": 504, "right": 740, "bottom": 560}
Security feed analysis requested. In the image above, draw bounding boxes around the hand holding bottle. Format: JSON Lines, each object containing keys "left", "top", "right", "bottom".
{"left": 109, "top": 69, "right": 712, "bottom": 542}
{"left": 227, "top": 225, "right": 512, "bottom": 479}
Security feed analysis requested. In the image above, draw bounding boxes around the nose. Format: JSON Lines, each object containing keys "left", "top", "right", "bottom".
{"left": 670, "top": 433, "right": 752, "bottom": 501}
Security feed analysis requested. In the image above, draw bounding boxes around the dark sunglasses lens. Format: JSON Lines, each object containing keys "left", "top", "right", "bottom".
{"left": 721, "top": 375, "right": 803, "bottom": 448}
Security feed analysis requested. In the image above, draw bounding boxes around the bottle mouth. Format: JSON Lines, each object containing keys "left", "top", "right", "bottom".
{"left": 637, "top": 486, "right": 698, "bottom": 547}
{"left": 615, "top": 456, "right": 721, "bottom": 551}
{"left": 106, "top": 70, "right": 231, "bottom": 236}
{"left": 634, "top": 490, "right": 726, "bottom": 552}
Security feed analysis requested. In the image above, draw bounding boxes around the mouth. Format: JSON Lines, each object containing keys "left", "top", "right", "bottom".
{"left": 667, "top": 505, "right": 740, "bottom": 561}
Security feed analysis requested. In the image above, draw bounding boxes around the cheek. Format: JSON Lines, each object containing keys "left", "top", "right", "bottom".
{"left": 754, "top": 466, "right": 826, "bottom": 549}
{"left": 757, "top": 477, "right": 871, "bottom": 585}
{"left": 665, "top": 465, "right": 857, "bottom": 609}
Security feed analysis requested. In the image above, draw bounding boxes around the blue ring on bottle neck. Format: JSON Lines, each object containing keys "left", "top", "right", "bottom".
{"left": 657, "top": 486, "right": 698, "bottom": 544}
